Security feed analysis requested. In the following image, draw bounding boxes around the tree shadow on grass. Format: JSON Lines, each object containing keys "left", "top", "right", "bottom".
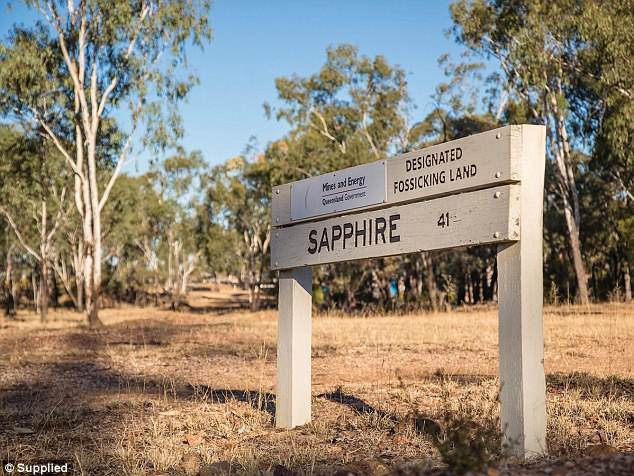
{"left": 546, "top": 372, "right": 634, "bottom": 399}
{"left": 405, "top": 371, "right": 633, "bottom": 400}
{"left": 188, "top": 384, "right": 276, "bottom": 416}
{"left": 318, "top": 388, "right": 395, "bottom": 420}
{"left": 318, "top": 387, "right": 442, "bottom": 436}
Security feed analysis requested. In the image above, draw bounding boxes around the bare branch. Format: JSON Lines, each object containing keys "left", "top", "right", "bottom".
{"left": 52, "top": 253, "right": 80, "bottom": 308}
{"left": 47, "top": 187, "right": 67, "bottom": 243}
{"left": 361, "top": 110, "right": 380, "bottom": 158}
{"left": 309, "top": 108, "right": 346, "bottom": 153}
{"left": 0, "top": 207, "right": 42, "bottom": 262}
{"left": 45, "top": 0, "right": 92, "bottom": 134}
{"left": 31, "top": 108, "right": 85, "bottom": 181}
{"left": 98, "top": 129, "right": 134, "bottom": 212}
{"left": 96, "top": 4, "right": 150, "bottom": 119}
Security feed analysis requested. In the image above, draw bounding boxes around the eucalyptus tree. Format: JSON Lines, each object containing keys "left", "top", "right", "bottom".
{"left": 0, "top": 0, "right": 212, "bottom": 325}
{"left": 203, "top": 154, "right": 272, "bottom": 311}
{"left": 101, "top": 173, "right": 169, "bottom": 304}
{"left": 449, "top": 0, "right": 634, "bottom": 303}
{"left": 265, "top": 44, "right": 410, "bottom": 178}
{"left": 148, "top": 149, "right": 205, "bottom": 308}
{"left": 0, "top": 124, "right": 69, "bottom": 322}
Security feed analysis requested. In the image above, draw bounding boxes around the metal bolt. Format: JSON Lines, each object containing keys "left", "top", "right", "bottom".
{"left": 275, "top": 189, "right": 280, "bottom": 195}
{"left": 494, "top": 232, "right": 500, "bottom": 238}
{"left": 494, "top": 192, "right": 501, "bottom": 199}
{"left": 275, "top": 218, "right": 280, "bottom": 223}
{"left": 495, "top": 171, "right": 501, "bottom": 178}
{"left": 496, "top": 132, "right": 501, "bottom": 139}
{"left": 275, "top": 261, "right": 279, "bottom": 267}
{"left": 275, "top": 232, "right": 279, "bottom": 238}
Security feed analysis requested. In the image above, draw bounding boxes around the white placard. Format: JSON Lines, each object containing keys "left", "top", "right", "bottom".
{"left": 290, "top": 161, "right": 387, "bottom": 221}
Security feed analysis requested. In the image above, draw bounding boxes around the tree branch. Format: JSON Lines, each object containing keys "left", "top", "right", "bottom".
{"left": 96, "top": 4, "right": 150, "bottom": 119}
{"left": 44, "top": 0, "right": 92, "bottom": 135}
{"left": 47, "top": 187, "right": 67, "bottom": 244}
{"left": 309, "top": 108, "right": 346, "bottom": 153}
{"left": 98, "top": 130, "right": 134, "bottom": 212}
{"left": 0, "top": 207, "right": 42, "bottom": 262}
{"left": 361, "top": 110, "right": 380, "bottom": 158}
{"left": 31, "top": 108, "right": 85, "bottom": 181}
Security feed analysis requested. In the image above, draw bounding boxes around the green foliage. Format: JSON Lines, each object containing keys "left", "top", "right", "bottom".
{"left": 449, "top": 0, "right": 634, "bottom": 301}
{"left": 0, "top": 0, "right": 213, "bottom": 151}
{"left": 265, "top": 44, "right": 410, "bottom": 180}
{"left": 198, "top": 150, "right": 270, "bottom": 280}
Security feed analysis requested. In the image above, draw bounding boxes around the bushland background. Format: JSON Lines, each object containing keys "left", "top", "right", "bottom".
{"left": 1, "top": 0, "right": 632, "bottom": 323}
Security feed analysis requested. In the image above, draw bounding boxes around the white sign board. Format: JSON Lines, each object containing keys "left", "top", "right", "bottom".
{"left": 273, "top": 126, "right": 521, "bottom": 226}
{"left": 273, "top": 185, "right": 519, "bottom": 270}
{"left": 290, "top": 161, "right": 387, "bottom": 221}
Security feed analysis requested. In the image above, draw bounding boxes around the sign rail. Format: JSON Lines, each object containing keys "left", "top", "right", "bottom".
{"left": 273, "top": 125, "right": 522, "bottom": 227}
{"left": 272, "top": 184, "right": 519, "bottom": 270}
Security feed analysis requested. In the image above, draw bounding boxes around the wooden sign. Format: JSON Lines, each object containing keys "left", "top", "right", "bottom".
{"left": 290, "top": 160, "right": 387, "bottom": 220}
{"left": 272, "top": 185, "right": 519, "bottom": 270}
{"left": 270, "top": 125, "right": 547, "bottom": 461}
{"left": 273, "top": 125, "right": 521, "bottom": 226}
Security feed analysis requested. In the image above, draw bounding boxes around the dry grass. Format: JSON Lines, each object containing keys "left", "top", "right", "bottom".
{"left": 0, "top": 288, "right": 632, "bottom": 475}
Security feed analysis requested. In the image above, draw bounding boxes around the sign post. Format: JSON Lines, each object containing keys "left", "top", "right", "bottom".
{"left": 497, "top": 130, "right": 547, "bottom": 456}
{"left": 276, "top": 267, "right": 312, "bottom": 428}
{"left": 271, "top": 125, "right": 547, "bottom": 459}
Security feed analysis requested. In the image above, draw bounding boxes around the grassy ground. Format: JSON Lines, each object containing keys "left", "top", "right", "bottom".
{"left": 0, "top": 287, "right": 633, "bottom": 475}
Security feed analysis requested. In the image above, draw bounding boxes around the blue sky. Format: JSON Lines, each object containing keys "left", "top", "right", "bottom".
{"left": 1, "top": 0, "right": 474, "bottom": 173}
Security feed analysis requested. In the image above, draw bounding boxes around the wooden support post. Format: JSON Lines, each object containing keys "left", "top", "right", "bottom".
{"left": 497, "top": 125, "right": 547, "bottom": 458}
{"left": 276, "top": 267, "right": 312, "bottom": 428}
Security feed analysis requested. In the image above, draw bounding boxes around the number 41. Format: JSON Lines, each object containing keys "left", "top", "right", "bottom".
{"left": 437, "top": 212, "right": 450, "bottom": 228}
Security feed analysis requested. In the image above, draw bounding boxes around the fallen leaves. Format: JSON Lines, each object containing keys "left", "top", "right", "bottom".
{"left": 185, "top": 431, "right": 206, "bottom": 447}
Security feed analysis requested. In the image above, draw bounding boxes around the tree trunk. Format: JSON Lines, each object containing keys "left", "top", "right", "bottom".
{"left": 74, "top": 239, "right": 85, "bottom": 311}
{"left": 421, "top": 252, "right": 438, "bottom": 312}
{"left": 562, "top": 198, "right": 590, "bottom": 304}
{"left": 82, "top": 195, "right": 102, "bottom": 327}
{"left": 4, "top": 246, "right": 16, "bottom": 317}
{"left": 546, "top": 89, "right": 590, "bottom": 305}
{"left": 247, "top": 243, "right": 259, "bottom": 311}
{"left": 31, "top": 271, "right": 39, "bottom": 313}
{"left": 90, "top": 182, "right": 104, "bottom": 325}
{"left": 84, "top": 249, "right": 101, "bottom": 327}
{"left": 171, "top": 239, "right": 182, "bottom": 310}
{"left": 624, "top": 261, "right": 632, "bottom": 302}
{"left": 40, "top": 260, "right": 48, "bottom": 323}
{"left": 51, "top": 267, "right": 59, "bottom": 309}
{"left": 84, "top": 109, "right": 105, "bottom": 327}
{"left": 167, "top": 229, "right": 174, "bottom": 292}
{"left": 249, "top": 284, "right": 258, "bottom": 312}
